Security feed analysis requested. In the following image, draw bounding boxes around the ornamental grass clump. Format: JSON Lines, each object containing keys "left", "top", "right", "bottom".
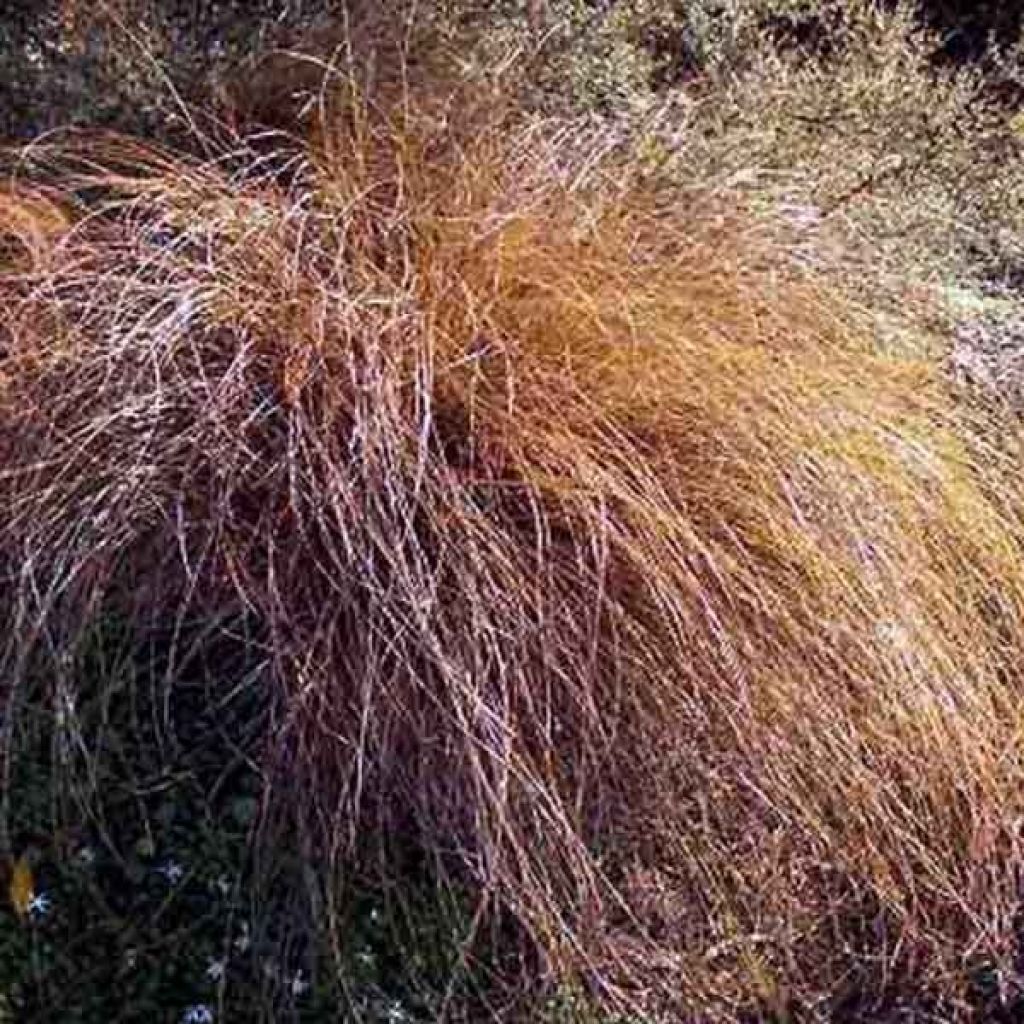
{"left": 3, "top": 71, "right": 1024, "bottom": 1020}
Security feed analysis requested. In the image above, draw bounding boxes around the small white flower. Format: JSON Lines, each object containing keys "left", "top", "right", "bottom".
{"left": 181, "top": 1006, "right": 214, "bottom": 1024}
{"left": 232, "top": 921, "right": 251, "bottom": 953}
{"left": 74, "top": 845, "right": 96, "bottom": 867}
{"left": 205, "top": 958, "right": 226, "bottom": 982}
{"left": 213, "top": 874, "right": 231, "bottom": 897}
{"left": 54, "top": 689, "right": 76, "bottom": 730}
{"left": 27, "top": 891, "right": 51, "bottom": 919}
{"left": 385, "top": 1000, "right": 408, "bottom": 1024}
{"left": 157, "top": 860, "right": 185, "bottom": 884}
{"left": 289, "top": 970, "right": 309, "bottom": 997}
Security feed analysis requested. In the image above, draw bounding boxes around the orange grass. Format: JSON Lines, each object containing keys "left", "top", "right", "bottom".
{"left": 3, "top": 77, "right": 1024, "bottom": 1020}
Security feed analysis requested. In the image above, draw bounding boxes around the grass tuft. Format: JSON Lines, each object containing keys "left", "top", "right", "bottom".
{"left": 3, "top": 59, "right": 1024, "bottom": 1020}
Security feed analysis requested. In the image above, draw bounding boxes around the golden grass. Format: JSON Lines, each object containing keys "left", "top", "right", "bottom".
{"left": 3, "top": 73, "right": 1024, "bottom": 1019}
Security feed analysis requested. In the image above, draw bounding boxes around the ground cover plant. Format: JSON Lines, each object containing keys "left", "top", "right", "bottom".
{"left": 4, "top": 3, "right": 1024, "bottom": 1022}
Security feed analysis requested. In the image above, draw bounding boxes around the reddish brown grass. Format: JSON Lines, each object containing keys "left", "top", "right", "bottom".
{"left": 3, "top": 75, "right": 1024, "bottom": 1020}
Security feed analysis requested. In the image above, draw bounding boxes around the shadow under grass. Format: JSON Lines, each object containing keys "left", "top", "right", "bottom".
{"left": 0, "top": 613, "right": 526, "bottom": 1023}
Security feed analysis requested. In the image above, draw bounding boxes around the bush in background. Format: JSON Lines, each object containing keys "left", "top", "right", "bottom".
{"left": 0, "top": 1, "right": 347, "bottom": 139}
